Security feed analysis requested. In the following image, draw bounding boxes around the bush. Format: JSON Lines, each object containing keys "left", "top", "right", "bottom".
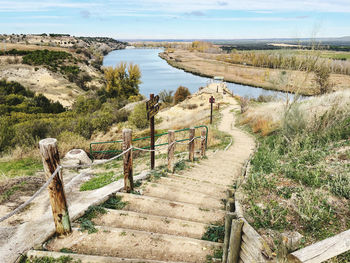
{"left": 74, "top": 117, "right": 94, "bottom": 139}
{"left": 159, "top": 89, "right": 174, "bottom": 104}
{"left": 174, "top": 86, "right": 191, "bottom": 104}
{"left": 314, "top": 66, "right": 332, "bottom": 94}
{"left": 0, "top": 117, "right": 15, "bottom": 152}
{"left": 57, "top": 131, "right": 88, "bottom": 156}
{"left": 128, "top": 103, "right": 148, "bottom": 129}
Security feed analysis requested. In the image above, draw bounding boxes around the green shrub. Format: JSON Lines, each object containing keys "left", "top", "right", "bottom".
{"left": 74, "top": 117, "right": 93, "bottom": 139}
{"left": 128, "top": 103, "right": 148, "bottom": 129}
{"left": 202, "top": 224, "right": 224, "bottom": 242}
{"left": 174, "top": 86, "right": 191, "bottom": 104}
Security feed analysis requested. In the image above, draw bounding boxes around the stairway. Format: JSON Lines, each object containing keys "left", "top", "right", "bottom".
{"left": 26, "top": 103, "right": 255, "bottom": 263}
{"left": 26, "top": 159, "right": 231, "bottom": 263}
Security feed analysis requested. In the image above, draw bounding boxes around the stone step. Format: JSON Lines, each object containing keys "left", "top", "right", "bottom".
{"left": 26, "top": 250, "right": 186, "bottom": 263}
{"left": 117, "top": 193, "right": 225, "bottom": 224}
{"left": 139, "top": 182, "right": 224, "bottom": 209}
{"left": 91, "top": 209, "right": 208, "bottom": 239}
{"left": 45, "top": 227, "right": 222, "bottom": 263}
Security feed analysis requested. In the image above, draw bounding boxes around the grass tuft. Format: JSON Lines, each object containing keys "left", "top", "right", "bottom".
{"left": 80, "top": 172, "right": 122, "bottom": 191}
{"left": 77, "top": 205, "right": 107, "bottom": 234}
{"left": 202, "top": 223, "right": 225, "bottom": 242}
{"left": 102, "top": 195, "right": 128, "bottom": 210}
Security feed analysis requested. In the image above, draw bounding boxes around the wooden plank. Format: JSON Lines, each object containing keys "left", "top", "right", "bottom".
{"left": 241, "top": 234, "right": 264, "bottom": 261}
{"left": 228, "top": 219, "right": 244, "bottom": 263}
{"left": 223, "top": 212, "right": 237, "bottom": 263}
{"left": 242, "top": 219, "right": 273, "bottom": 259}
{"left": 289, "top": 229, "right": 350, "bottom": 263}
{"left": 235, "top": 200, "right": 244, "bottom": 218}
{"left": 240, "top": 242, "right": 260, "bottom": 263}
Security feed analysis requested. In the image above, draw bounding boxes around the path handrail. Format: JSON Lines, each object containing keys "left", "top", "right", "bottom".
{"left": 89, "top": 125, "right": 208, "bottom": 158}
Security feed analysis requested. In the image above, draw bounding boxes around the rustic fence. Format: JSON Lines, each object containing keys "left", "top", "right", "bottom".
{"left": 0, "top": 127, "right": 207, "bottom": 236}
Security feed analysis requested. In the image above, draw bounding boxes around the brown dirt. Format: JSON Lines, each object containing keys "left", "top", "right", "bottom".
{"left": 0, "top": 176, "right": 45, "bottom": 206}
{"left": 160, "top": 49, "right": 350, "bottom": 96}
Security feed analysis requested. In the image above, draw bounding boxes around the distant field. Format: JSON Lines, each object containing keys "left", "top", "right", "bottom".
{"left": 320, "top": 52, "right": 350, "bottom": 60}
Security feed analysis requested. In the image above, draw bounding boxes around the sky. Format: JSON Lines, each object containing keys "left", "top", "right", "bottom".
{"left": 0, "top": 0, "right": 349, "bottom": 39}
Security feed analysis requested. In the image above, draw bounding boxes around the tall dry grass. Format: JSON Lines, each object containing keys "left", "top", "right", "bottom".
{"left": 241, "top": 90, "right": 350, "bottom": 136}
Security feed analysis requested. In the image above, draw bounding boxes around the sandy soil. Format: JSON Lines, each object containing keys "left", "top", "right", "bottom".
{"left": 0, "top": 64, "right": 83, "bottom": 107}
{"left": 160, "top": 49, "right": 350, "bottom": 96}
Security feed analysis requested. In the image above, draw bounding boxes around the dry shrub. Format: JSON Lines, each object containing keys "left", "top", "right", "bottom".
{"left": 3, "top": 146, "right": 39, "bottom": 161}
{"left": 57, "top": 131, "right": 89, "bottom": 156}
{"left": 181, "top": 103, "right": 198, "bottom": 110}
{"left": 240, "top": 115, "right": 253, "bottom": 125}
{"left": 251, "top": 117, "right": 277, "bottom": 136}
{"left": 174, "top": 86, "right": 191, "bottom": 104}
{"left": 238, "top": 96, "right": 250, "bottom": 113}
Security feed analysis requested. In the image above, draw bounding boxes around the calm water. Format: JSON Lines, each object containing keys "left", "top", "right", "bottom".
{"left": 103, "top": 48, "right": 289, "bottom": 99}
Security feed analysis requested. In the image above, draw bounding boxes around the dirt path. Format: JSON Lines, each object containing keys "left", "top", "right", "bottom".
{"left": 27, "top": 97, "right": 256, "bottom": 263}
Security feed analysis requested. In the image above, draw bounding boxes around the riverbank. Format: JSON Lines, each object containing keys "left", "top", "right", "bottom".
{"left": 159, "top": 49, "right": 350, "bottom": 96}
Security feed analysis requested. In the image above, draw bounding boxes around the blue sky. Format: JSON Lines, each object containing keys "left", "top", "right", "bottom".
{"left": 0, "top": 0, "right": 349, "bottom": 39}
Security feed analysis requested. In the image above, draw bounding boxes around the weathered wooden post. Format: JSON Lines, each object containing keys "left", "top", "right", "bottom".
{"left": 168, "top": 130, "right": 175, "bottom": 173}
{"left": 223, "top": 212, "right": 237, "bottom": 263}
{"left": 123, "top": 129, "right": 133, "bottom": 192}
{"left": 189, "top": 127, "right": 195, "bottom": 162}
{"left": 201, "top": 127, "right": 206, "bottom": 158}
{"left": 228, "top": 219, "right": 244, "bottom": 263}
{"left": 226, "top": 197, "right": 235, "bottom": 212}
{"left": 39, "top": 138, "right": 71, "bottom": 236}
{"left": 209, "top": 96, "right": 215, "bottom": 124}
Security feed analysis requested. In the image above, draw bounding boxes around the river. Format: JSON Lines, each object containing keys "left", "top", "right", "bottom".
{"left": 103, "top": 48, "right": 290, "bottom": 99}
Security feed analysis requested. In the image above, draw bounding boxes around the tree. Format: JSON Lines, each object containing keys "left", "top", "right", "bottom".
{"left": 174, "top": 86, "right": 191, "bottom": 104}
{"left": 104, "top": 62, "right": 141, "bottom": 99}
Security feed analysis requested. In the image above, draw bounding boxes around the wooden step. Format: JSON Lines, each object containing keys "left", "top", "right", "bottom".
{"left": 139, "top": 182, "right": 224, "bottom": 209}
{"left": 45, "top": 227, "right": 222, "bottom": 263}
{"left": 153, "top": 176, "right": 227, "bottom": 198}
{"left": 174, "top": 170, "right": 234, "bottom": 186}
{"left": 117, "top": 193, "right": 225, "bottom": 224}
{"left": 26, "top": 250, "right": 186, "bottom": 263}
{"left": 168, "top": 173, "right": 230, "bottom": 188}
{"left": 91, "top": 209, "right": 208, "bottom": 239}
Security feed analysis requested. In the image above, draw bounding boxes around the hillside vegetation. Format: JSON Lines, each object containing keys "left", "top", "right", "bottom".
{"left": 0, "top": 61, "right": 143, "bottom": 156}
{"left": 239, "top": 91, "right": 350, "bottom": 260}
{"left": 0, "top": 34, "right": 126, "bottom": 106}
